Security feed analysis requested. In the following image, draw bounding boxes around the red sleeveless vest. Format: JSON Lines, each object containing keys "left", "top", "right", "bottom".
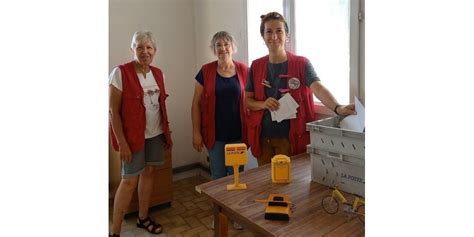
{"left": 247, "top": 52, "right": 316, "bottom": 158}
{"left": 110, "top": 61, "right": 172, "bottom": 152}
{"left": 200, "top": 60, "right": 248, "bottom": 149}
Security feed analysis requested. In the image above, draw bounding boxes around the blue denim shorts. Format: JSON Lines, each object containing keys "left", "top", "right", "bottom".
{"left": 122, "top": 134, "right": 165, "bottom": 178}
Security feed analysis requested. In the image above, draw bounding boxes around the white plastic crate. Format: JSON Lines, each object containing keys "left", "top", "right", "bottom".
{"left": 306, "top": 116, "right": 364, "bottom": 159}
{"left": 307, "top": 146, "right": 365, "bottom": 197}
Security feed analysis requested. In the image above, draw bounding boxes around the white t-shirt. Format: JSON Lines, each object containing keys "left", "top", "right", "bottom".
{"left": 109, "top": 67, "right": 163, "bottom": 138}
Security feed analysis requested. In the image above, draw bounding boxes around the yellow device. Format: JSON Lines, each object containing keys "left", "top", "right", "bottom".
{"left": 256, "top": 194, "right": 291, "bottom": 221}
{"left": 271, "top": 155, "right": 291, "bottom": 183}
{"left": 225, "top": 143, "right": 248, "bottom": 190}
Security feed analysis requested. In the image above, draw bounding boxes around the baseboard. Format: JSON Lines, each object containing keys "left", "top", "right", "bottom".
{"left": 172, "top": 162, "right": 209, "bottom": 174}
{"left": 172, "top": 162, "right": 211, "bottom": 181}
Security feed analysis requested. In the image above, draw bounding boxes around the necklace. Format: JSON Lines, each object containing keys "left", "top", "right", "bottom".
{"left": 135, "top": 62, "right": 149, "bottom": 79}
{"left": 141, "top": 67, "right": 148, "bottom": 79}
{"left": 217, "top": 61, "right": 235, "bottom": 77}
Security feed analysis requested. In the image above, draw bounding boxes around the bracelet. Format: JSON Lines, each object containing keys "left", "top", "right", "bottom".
{"left": 334, "top": 105, "right": 341, "bottom": 115}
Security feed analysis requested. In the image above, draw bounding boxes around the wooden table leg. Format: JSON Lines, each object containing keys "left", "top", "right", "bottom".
{"left": 213, "top": 203, "right": 228, "bottom": 237}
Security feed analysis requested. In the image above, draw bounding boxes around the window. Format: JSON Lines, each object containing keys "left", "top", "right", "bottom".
{"left": 247, "top": 0, "right": 284, "bottom": 63}
{"left": 247, "top": 0, "right": 364, "bottom": 106}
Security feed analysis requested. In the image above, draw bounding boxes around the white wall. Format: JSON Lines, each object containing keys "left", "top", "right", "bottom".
{"left": 193, "top": 0, "right": 248, "bottom": 67}
{"left": 109, "top": 0, "right": 248, "bottom": 168}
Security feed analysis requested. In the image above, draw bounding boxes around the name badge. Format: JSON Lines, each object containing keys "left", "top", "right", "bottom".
{"left": 288, "top": 77, "right": 300, "bottom": 90}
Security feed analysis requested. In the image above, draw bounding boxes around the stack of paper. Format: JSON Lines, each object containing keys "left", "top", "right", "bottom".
{"left": 270, "top": 93, "right": 299, "bottom": 123}
{"left": 339, "top": 96, "right": 365, "bottom": 132}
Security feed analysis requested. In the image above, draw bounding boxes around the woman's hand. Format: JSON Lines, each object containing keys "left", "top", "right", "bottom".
{"left": 119, "top": 142, "right": 132, "bottom": 163}
{"left": 192, "top": 132, "right": 204, "bottom": 152}
{"left": 337, "top": 103, "right": 356, "bottom": 116}
{"left": 263, "top": 97, "right": 279, "bottom": 111}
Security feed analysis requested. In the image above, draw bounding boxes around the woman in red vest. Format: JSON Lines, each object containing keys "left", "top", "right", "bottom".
{"left": 191, "top": 31, "right": 248, "bottom": 181}
{"left": 245, "top": 12, "right": 355, "bottom": 166}
{"left": 109, "top": 31, "right": 172, "bottom": 236}
{"left": 191, "top": 31, "right": 248, "bottom": 230}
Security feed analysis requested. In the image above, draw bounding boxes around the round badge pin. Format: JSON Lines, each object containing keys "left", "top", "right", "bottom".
{"left": 288, "top": 77, "right": 300, "bottom": 89}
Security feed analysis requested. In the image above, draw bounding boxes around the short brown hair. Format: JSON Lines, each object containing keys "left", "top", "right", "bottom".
{"left": 260, "top": 12, "right": 289, "bottom": 37}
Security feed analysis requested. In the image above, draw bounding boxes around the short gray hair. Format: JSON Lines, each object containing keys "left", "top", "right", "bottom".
{"left": 210, "top": 31, "right": 237, "bottom": 54}
{"left": 131, "top": 31, "right": 156, "bottom": 49}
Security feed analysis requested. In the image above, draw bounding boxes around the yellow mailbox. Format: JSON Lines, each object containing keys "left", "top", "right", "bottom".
{"left": 225, "top": 143, "right": 248, "bottom": 190}
{"left": 272, "top": 154, "right": 291, "bottom": 183}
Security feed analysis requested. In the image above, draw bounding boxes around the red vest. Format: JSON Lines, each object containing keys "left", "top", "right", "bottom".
{"left": 200, "top": 60, "right": 248, "bottom": 149}
{"left": 110, "top": 61, "right": 172, "bottom": 152}
{"left": 247, "top": 52, "right": 316, "bottom": 158}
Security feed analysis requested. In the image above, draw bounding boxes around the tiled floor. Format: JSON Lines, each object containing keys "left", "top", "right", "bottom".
{"left": 109, "top": 175, "right": 258, "bottom": 237}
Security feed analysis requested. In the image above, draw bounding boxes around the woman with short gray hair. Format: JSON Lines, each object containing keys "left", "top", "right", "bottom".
{"left": 192, "top": 31, "right": 247, "bottom": 179}
{"left": 109, "top": 30, "right": 172, "bottom": 236}
{"left": 191, "top": 31, "right": 248, "bottom": 230}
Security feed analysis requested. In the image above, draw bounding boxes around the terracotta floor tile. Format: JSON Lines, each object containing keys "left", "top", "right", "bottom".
{"left": 109, "top": 175, "right": 257, "bottom": 237}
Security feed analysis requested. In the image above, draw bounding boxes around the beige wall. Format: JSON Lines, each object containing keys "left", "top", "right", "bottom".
{"left": 192, "top": 0, "right": 248, "bottom": 66}
{"left": 109, "top": 0, "right": 247, "bottom": 168}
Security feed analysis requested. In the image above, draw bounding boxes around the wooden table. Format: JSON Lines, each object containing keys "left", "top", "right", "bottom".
{"left": 196, "top": 153, "right": 364, "bottom": 237}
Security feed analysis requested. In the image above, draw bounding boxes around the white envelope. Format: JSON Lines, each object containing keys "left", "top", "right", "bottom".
{"left": 270, "top": 93, "right": 299, "bottom": 123}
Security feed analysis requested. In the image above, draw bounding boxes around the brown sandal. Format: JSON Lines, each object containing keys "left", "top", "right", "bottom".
{"left": 136, "top": 216, "right": 163, "bottom": 234}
